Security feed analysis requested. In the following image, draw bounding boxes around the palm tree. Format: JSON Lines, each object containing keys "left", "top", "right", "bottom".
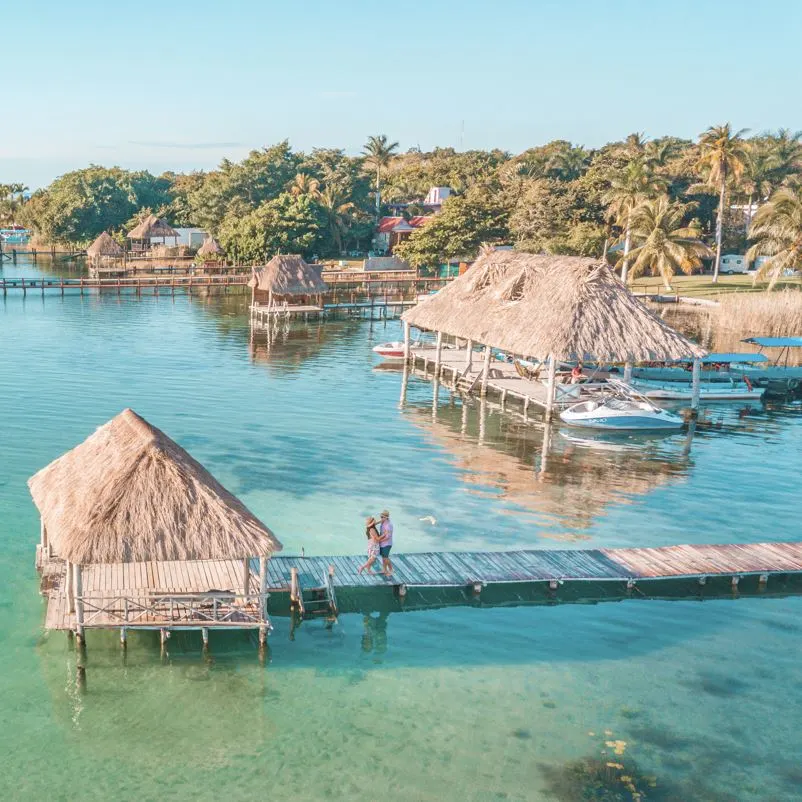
{"left": 319, "top": 185, "right": 356, "bottom": 256}
{"left": 695, "top": 123, "right": 749, "bottom": 282}
{"left": 289, "top": 172, "right": 320, "bottom": 199}
{"left": 742, "top": 142, "right": 779, "bottom": 234}
{"left": 747, "top": 187, "right": 802, "bottom": 289}
{"left": 768, "top": 128, "right": 802, "bottom": 178}
{"left": 602, "top": 160, "right": 667, "bottom": 282}
{"left": 362, "top": 134, "right": 399, "bottom": 218}
{"left": 625, "top": 196, "right": 712, "bottom": 290}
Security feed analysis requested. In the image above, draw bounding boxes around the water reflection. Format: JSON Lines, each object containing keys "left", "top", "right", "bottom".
{"left": 405, "top": 391, "right": 695, "bottom": 535}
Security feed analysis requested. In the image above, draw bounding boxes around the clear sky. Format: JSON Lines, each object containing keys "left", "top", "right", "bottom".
{"left": 4, "top": 0, "right": 801, "bottom": 187}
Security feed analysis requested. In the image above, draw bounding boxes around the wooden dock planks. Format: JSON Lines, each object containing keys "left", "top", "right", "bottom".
{"left": 39, "top": 542, "right": 802, "bottom": 633}
{"left": 266, "top": 542, "right": 802, "bottom": 591}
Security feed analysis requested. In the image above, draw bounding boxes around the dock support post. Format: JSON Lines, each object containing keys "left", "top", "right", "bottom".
{"left": 120, "top": 627, "right": 127, "bottom": 648}
{"left": 464, "top": 339, "right": 473, "bottom": 372}
{"left": 623, "top": 361, "right": 633, "bottom": 383}
{"left": 66, "top": 560, "right": 74, "bottom": 613}
{"left": 434, "top": 330, "right": 443, "bottom": 380}
{"left": 242, "top": 558, "right": 251, "bottom": 602}
{"left": 399, "top": 361, "right": 410, "bottom": 409}
{"left": 480, "top": 345, "right": 491, "bottom": 396}
{"left": 201, "top": 628, "right": 209, "bottom": 648}
{"left": 544, "top": 355, "right": 557, "bottom": 420}
{"left": 259, "top": 555, "right": 268, "bottom": 625}
{"left": 403, "top": 321, "right": 411, "bottom": 363}
{"left": 691, "top": 358, "right": 701, "bottom": 413}
{"left": 73, "top": 563, "right": 84, "bottom": 643}
{"left": 40, "top": 518, "right": 48, "bottom": 557}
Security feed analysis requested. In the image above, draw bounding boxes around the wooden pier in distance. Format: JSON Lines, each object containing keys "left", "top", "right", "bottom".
{"left": 410, "top": 346, "right": 605, "bottom": 413}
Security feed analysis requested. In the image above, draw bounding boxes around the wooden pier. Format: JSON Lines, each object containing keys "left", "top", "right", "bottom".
{"left": 410, "top": 346, "right": 606, "bottom": 413}
{"left": 39, "top": 541, "right": 802, "bottom": 646}
{"left": 266, "top": 542, "right": 802, "bottom": 597}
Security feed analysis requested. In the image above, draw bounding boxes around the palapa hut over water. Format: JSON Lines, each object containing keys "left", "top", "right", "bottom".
{"left": 248, "top": 254, "right": 329, "bottom": 321}
{"left": 127, "top": 214, "right": 180, "bottom": 252}
{"left": 85, "top": 231, "right": 125, "bottom": 277}
{"left": 30, "top": 409, "right": 282, "bottom": 647}
{"left": 86, "top": 231, "right": 123, "bottom": 262}
{"left": 402, "top": 250, "right": 707, "bottom": 415}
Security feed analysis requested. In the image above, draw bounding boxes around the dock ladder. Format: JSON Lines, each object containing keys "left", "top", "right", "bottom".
{"left": 289, "top": 565, "right": 338, "bottom": 624}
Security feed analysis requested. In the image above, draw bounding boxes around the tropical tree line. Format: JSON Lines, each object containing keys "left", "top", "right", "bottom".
{"left": 11, "top": 127, "right": 802, "bottom": 285}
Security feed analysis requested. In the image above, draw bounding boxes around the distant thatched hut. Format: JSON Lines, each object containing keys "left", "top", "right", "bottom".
{"left": 248, "top": 254, "right": 328, "bottom": 310}
{"left": 29, "top": 409, "right": 281, "bottom": 644}
{"left": 127, "top": 214, "right": 180, "bottom": 252}
{"left": 197, "top": 235, "right": 224, "bottom": 258}
{"left": 86, "top": 231, "right": 123, "bottom": 261}
{"left": 402, "top": 250, "right": 707, "bottom": 414}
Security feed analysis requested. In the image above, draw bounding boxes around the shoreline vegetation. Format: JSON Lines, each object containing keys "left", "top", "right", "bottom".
{"left": 3, "top": 125, "right": 802, "bottom": 293}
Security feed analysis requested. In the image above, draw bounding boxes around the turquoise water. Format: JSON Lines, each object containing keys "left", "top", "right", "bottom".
{"left": 1, "top": 257, "right": 802, "bottom": 800}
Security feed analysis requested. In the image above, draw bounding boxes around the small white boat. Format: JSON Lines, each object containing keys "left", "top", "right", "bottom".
{"left": 372, "top": 341, "right": 407, "bottom": 360}
{"left": 630, "top": 378, "right": 764, "bottom": 401}
{"left": 560, "top": 396, "right": 684, "bottom": 431}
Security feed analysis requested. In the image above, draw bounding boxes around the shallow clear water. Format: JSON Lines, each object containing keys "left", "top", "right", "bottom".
{"left": 1, "top": 257, "right": 801, "bottom": 801}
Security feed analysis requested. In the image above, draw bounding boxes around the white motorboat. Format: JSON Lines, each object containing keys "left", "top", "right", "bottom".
{"left": 629, "top": 377, "right": 764, "bottom": 401}
{"left": 372, "top": 341, "right": 407, "bottom": 360}
{"left": 560, "top": 383, "right": 684, "bottom": 431}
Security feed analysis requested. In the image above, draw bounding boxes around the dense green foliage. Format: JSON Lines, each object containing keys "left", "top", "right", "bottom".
{"left": 14, "top": 128, "right": 802, "bottom": 281}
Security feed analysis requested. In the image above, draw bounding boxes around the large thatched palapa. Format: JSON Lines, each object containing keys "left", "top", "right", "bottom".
{"left": 248, "top": 254, "right": 328, "bottom": 299}
{"left": 127, "top": 214, "right": 180, "bottom": 242}
{"left": 403, "top": 251, "right": 705, "bottom": 363}
{"left": 29, "top": 408, "right": 281, "bottom": 564}
{"left": 86, "top": 231, "right": 123, "bottom": 260}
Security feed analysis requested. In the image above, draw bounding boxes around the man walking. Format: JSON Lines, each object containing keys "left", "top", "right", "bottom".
{"left": 378, "top": 509, "right": 394, "bottom": 577}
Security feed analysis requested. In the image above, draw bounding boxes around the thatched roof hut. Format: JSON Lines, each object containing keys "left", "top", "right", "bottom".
{"left": 248, "top": 255, "right": 328, "bottom": 298}
{"left": 127, "top": 214, "right": 180, "bottom": 241}
{"left": 402, "top": 251, "right": 705, "bottom": 363}
{"left": 28, "top": 409, "right": 281, "bottom": 564}
{"left": 197, "top": 235, "right": 224, "bottom": 256}
{"left": 86, "top": 231, "right": 123, "bottom": 259}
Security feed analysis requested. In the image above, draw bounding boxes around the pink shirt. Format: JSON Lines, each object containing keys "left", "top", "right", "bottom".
{"left": 379, "top": 519, "right": 393, "bottom": 546}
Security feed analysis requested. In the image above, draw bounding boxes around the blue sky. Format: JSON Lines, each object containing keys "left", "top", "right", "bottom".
{"left": 4, "top": 0, "right": 801, "bottom": 187}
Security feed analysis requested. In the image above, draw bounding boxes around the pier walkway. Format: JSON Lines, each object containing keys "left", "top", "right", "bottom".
{"left": 40, "top": 542, "right": 802, "bottom": 636}
{"left": 410, "top": 346, "right": 607, "bottom": 413}
{"left": 266, "top": 542, "right": 802, "bottom": 594}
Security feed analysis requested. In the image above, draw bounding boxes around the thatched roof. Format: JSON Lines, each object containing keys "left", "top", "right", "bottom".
{"left": 197, "top": 235, "right": 224, "bottom": 256}
{"left": 403, "top": 251, "right": 706, "bottom": 362}
{"left": 86, "top": 231, "right": 123, "bottom": 258}
{"left": 127, "top": 214, "right": 179, "bottom": 240}
{"left": 28, "top": 409, "right": 282, "bottom": 564}
{"left": 248, "top": 255, "right": 328, "bottom": 296}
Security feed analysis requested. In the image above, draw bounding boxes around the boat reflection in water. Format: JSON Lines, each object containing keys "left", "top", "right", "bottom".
{"left": 403, "top": 390, "right": 696, "bottom": 536}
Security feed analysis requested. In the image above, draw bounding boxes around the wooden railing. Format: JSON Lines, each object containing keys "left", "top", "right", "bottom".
{"left": 78, "top": 592, "right": 269, "bottom": 628}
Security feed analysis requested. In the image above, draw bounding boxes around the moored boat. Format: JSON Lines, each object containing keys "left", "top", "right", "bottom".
{"left": 628, "top": 352, "right": 769, "bottom": 384}
{"left": 629, "top": 377, "right": 764, "bottom": 401}
{"left": 560, "top": 396, "right": 684, "bottom": 430}
{"left": 734, "top": 337, "right": 802, "bottom": 392}
{"left": 372, "top": 341, "right": 407, "bottom": 360}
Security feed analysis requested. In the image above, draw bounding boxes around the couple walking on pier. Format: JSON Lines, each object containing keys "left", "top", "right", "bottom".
{"left": 359, "top": 510, "right": 393, "bottom": 577}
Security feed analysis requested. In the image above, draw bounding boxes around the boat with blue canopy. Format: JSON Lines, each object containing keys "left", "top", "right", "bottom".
{"left": 734, "top": 337, "right": 802, "bottom": 391}
{"left": 627, "top": 352, "right": 769, "bottom": 384}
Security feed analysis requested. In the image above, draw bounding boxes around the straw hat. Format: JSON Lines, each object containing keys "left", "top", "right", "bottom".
{"left": 380, "top": 510, "right": 390, "bottom": 518}
{"left": 366, "top": 515, "right": 376, "bottom": 525}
